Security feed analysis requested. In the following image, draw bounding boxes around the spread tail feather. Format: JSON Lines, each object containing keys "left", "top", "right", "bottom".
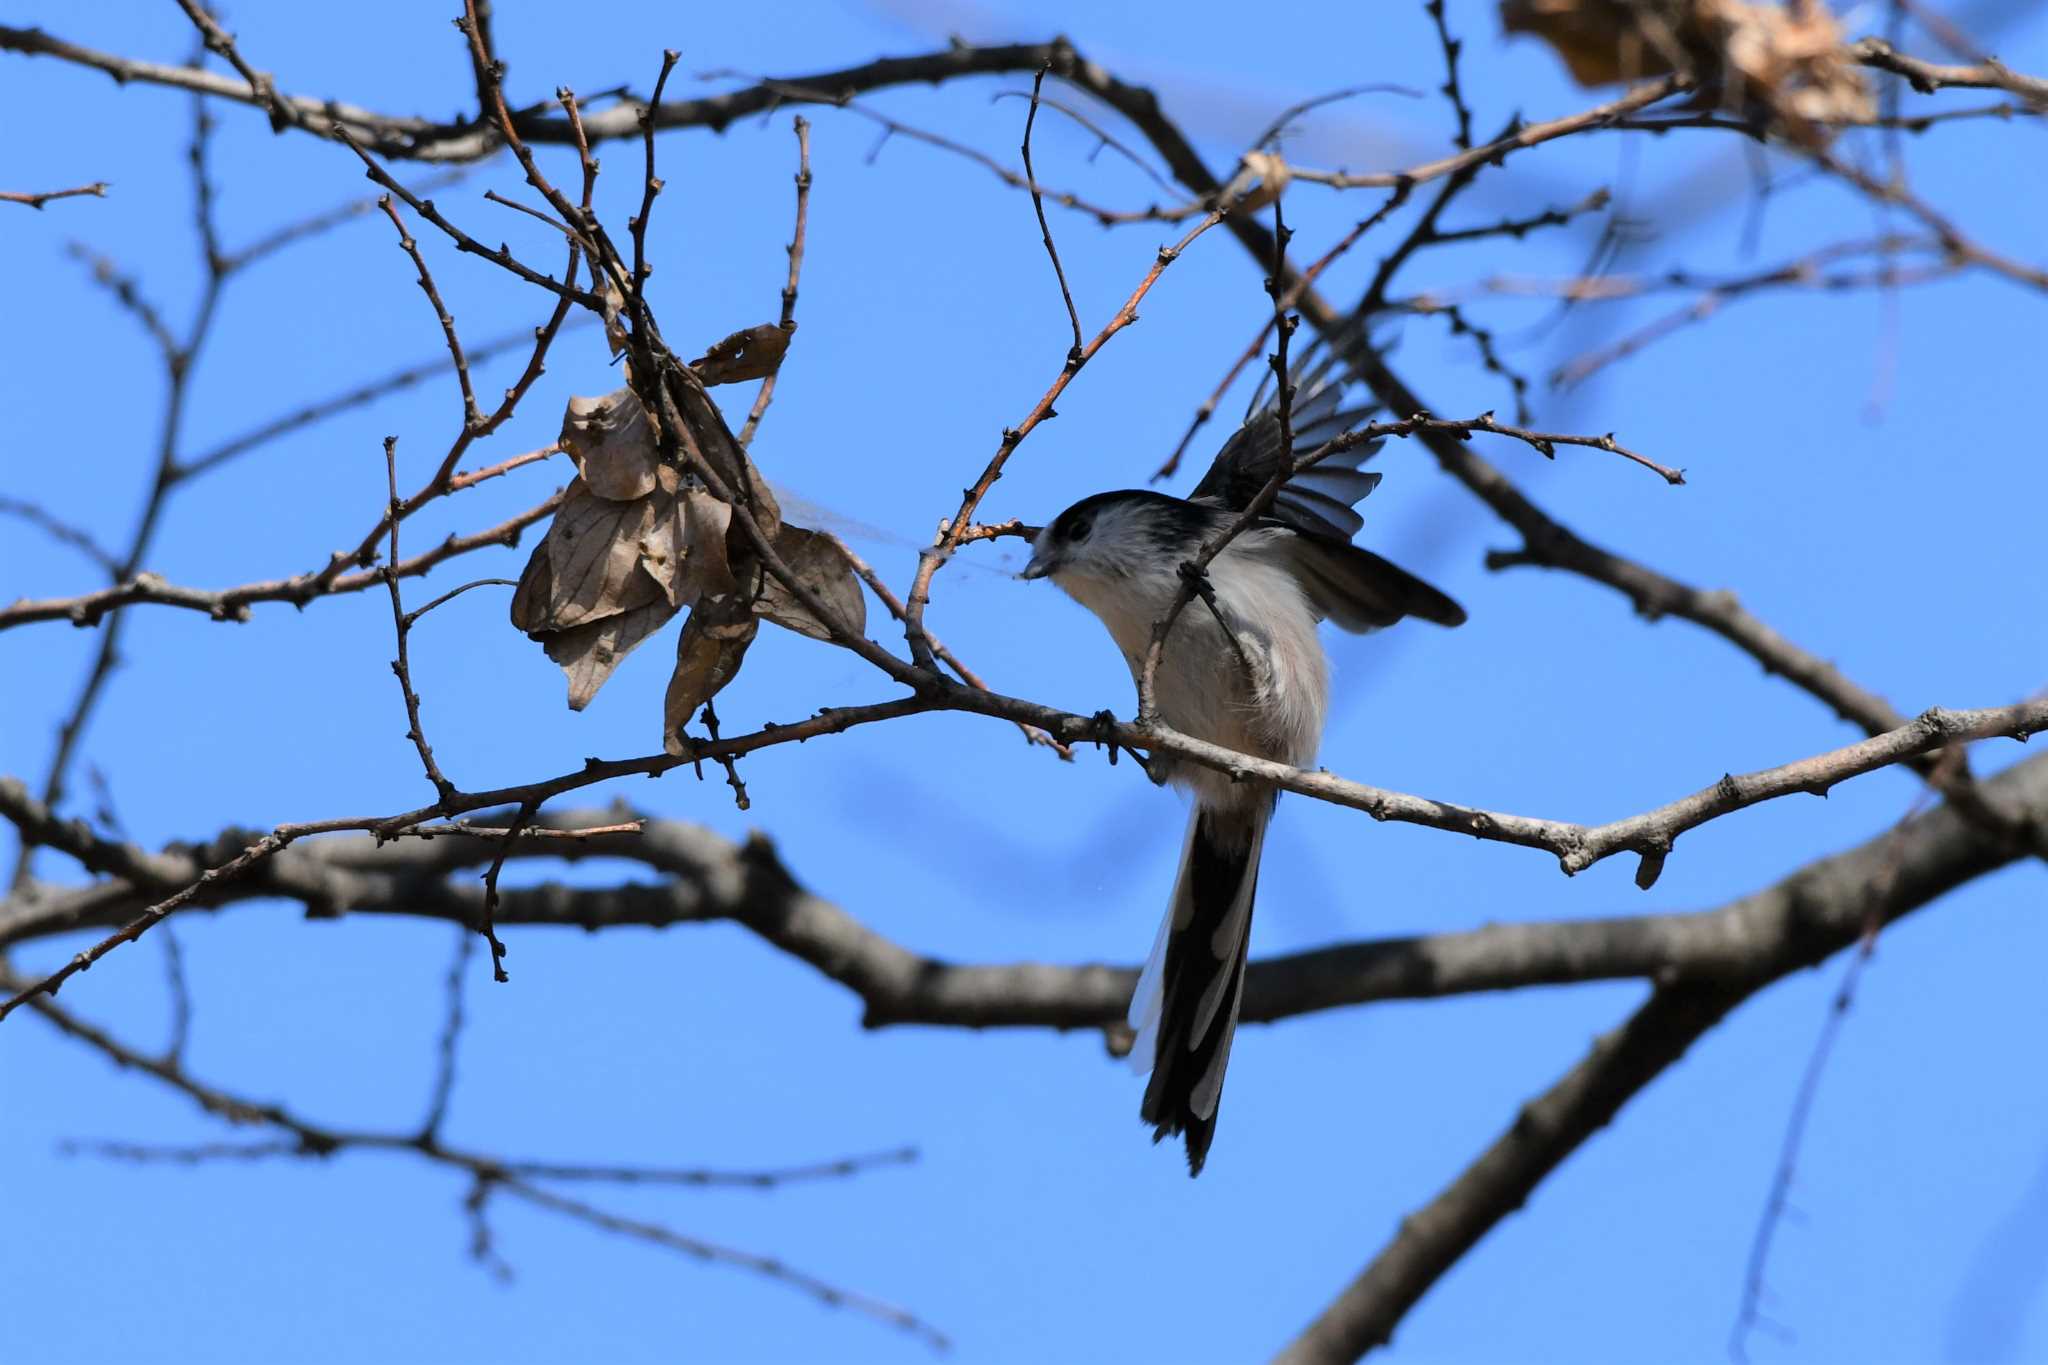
{"left": 1132, "top": 802, "right": 1268, "bottom": 1176}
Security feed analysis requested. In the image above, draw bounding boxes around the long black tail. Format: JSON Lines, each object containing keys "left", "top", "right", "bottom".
{"left": 1133, "top": 801, "right": 1269, "bottom": 1176}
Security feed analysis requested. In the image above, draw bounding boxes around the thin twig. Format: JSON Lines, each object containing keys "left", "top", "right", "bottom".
{"left": 402, "top": 577, "right": 519, "bottom": 628}
{"left": 0, "top": 497, "right": 120, "bottom": 574}
{"left": 630, "top": 49, "right": 681, "bottom": 310}
{"left": 1423, "top": 0, "right": 1474, "bottom": 150}
{"left": 380, "top": 438, "right": 458, "bottom": 804}
{"left": 19, "top": 977, "right": 935, "bottom": 1343}
{"left": 901, "top": 206, "right": 1230, "bottom": 667}
{"left": 696, "top": 701, "right": 751, "bottom": 811}
{"left": 11, "top": 93, "right": 226, "bottom": 894}
{"left": 1154, "top": 188, "right": 1410, "bottom": 480}
{"left": 377, "top": 196, "right": 481, "bottom": 431}
{"left": 2, "top": 493, "right": 562, "bottom": 630}
{"left": 474, "top": 800, "right": 530, "bottom": 983}
{"left": 823, "top": 531, "right": 1070, "bottom": 758}
{"left": 418, "top": 926, "right": 473, "bottom": 1139}
{"left": 1022, "top": 65, "right": 1083, "bottom": 358}
{"left": 0, "top": 832, "right": 292, "bottom": 1021}
{"left": 0, "top": 182, "right": 109, "bottom": 209}
{"left": 739, "top": 115, "right": 812, "bottom": 449}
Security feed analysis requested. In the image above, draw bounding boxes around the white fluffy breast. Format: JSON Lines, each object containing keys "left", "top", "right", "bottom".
{"left": 1051, "top": 527, "right": 1329, "bottom": 808}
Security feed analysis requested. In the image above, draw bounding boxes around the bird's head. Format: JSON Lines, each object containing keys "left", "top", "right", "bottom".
{"left": 1020, "top": 490, "right": 1194, "bottom": 585}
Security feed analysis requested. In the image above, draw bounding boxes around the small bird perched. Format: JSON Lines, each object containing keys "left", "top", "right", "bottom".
{"left": 1020, "top": 381, "right": 1465, "bottom": 1175}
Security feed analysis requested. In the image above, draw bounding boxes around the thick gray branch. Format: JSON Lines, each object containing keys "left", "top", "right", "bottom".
{"left": 1270, "top": 752, "right": 2048, "bottom": 1363}
{"left": 10, "top": 750, "right": 2045, "bottom": 1036}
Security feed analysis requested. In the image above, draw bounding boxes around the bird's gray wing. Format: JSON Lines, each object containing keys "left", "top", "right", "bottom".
{"left": 1191, "top": 379, "right": 1383, "bottom": 540}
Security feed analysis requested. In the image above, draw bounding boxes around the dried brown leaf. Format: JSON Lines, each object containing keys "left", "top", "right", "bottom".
{"left": 541, "top": 477, "right": 665, "bottom": 629}
{"left": 677, "top": 488, "right": 739, "bottom": 602}
{"left": 1500, "top": 0, "right": 1684, "bottom": 85}
{"left": 752, "top": 525, "right": 867, "bottom": 643}
{"left": 662, "top": 594, "right": 759, "bottom": 755}
{"left": 543, "top": 595, "right": 681, "bottom": 711}
{"left": 690, "top": 322, "right": 794, "bottom": 386}
{"left": 561, "top": 388, "right": 660, "bottom": 501}
{"left": 664, "top": 362, "right": 782, "bottom": 543}
{"left": 638, "top": 486, "right": 738, "bottom": 607}
{"left": 509, "top": 537, "right": 556, "bottom": 635}
{"left": 1499, "top": 0, "right": 1871, "bottom": 141}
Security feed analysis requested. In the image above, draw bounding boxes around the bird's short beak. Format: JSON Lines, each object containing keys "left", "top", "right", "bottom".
{"left": 1019, "top": 549, "right": 1053, "bottom": 580}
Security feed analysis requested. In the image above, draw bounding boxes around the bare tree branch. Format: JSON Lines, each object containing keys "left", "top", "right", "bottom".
{"left": 1273, "top": 748, "right": 2048, "bottom": 1364}
{"left": 14, "top": 977, "right": 941, "bottom": 1348}
{"left": 0, "top": 180, "right": 107, "bottom": 208}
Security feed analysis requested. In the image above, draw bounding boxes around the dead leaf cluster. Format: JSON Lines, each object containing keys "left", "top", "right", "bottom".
{"left": 1500, "top": 0, "right": 1874, "bottom": 144}
{"left": 511, "top": 381, "right": 866, "bottom": 754}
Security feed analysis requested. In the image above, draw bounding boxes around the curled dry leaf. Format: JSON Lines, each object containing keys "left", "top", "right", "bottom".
{"left": 665, "top": 360, "right": 782, "bottom": 541}
{"left": 511, "top": 527, "right": 681, "bottom": 709}
{"left": 1499, "top": 0, "right": 1871, "bottom": 143}
{"left": 547, "top": 597, "right": 681, "bottom": 711}
{"left": 690, "top": 322, "right": 794, "bottom": 386}
{"left": 638, "top": 482, "right": 739, "bottom": 607}
{"left": 516, "top": 369, "right": 816, "bottom": 724}
{"left": 516, "top": 379, "right": 760, "bottom": 711}
{"left": 663, "top": 593, "right": 760, "bottom": 756}
{"left": 542, "top": 477, "right": 666, "bottom": 629}
{"left": 560, "top": 388, "right": 660, "bottom": 501}
{"left": 751, "top": 525, "right": 868, "bottom": 642}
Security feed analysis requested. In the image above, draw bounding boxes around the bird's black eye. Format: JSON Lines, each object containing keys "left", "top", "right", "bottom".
{"left": 1066, "top": 515, "right": 1094, "bottom": 543}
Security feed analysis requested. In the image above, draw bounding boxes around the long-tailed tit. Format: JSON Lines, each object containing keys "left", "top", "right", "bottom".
{"left": 1021, "top": 383, "right": 1466, "bottom": 1175}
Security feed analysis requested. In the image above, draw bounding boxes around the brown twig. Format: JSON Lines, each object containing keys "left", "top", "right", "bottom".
{"left": 1286, "top": 77, "right": 1689, "bottom": 191}
{"left": 15, "top": 975, "right": 936, "bottom": 1345}
{"left": 377, "top": 196, "right": 482, "bottom": 432}
{"left": 695, "top": 701, "right": 752, "bottom": 811}
{"left": 2, "top": 492, "right": 561, "bottom": 630}
{"left": 11, "top": 95, "right": 226, "bottom": 894}
{"left": 1422, "top": 0, "right": 1474, "bottom": 150}
{"left": 1154, "top": 188, "right": 1411, "bottom": 480}
{"left": 1022, "top": 65, "right": 1083, "bottom": 357}
{"left": 0, "top": 830, "right": 296, "bottom": 1021}
{"left": 380, "top": 438, "right": 459, "bottom": 804}
{"left": 739, "top": 115, "right": 812, "bottom": 449}
{"left": 401, "top": 577, "right": 520, "bottom": 628}
{"left": 989, "top": 88, "right": 1178, "bottom": 197}
{"left": 8, "top": 771, "right": 2040, "bottom": 1034}
{"left": 171, "top": 0, "right": 297, "bottom": 131}
{"left": 176, "top": 324, "right": 570, "bottom": 482}
{"left": 472, "top": 800, "right": 530, "bottom": 983}
{"left": 822, "top": 531, "right": 1070, "bottom": 758}
{"left": 12, "top": 687, "right": 2035, "bottom": 1003}
{"left": 498, "top": 1177, "right": 949, "bottom": 1350}
{"left": 900, "top": 205, "right": 1229, "bottom": 667}
{"left": 418, "top": 926, "right": 473, "bottom": 1139}
{"left": 703, "top": 69, "right": 1185, "bottom": 228}
{"left": 225, "top": 168, "right": 471, "bottom": 272}
{"left": 0, "top": 496, "right": 120, "bottom": 574}
{"left": 630, "top": 49, "right": 681, "bottom": 312}
{"left": 0, "top": 181, "right": 108, "bottom": 209}
{"left": 1852, "top": 35, "right": 2048, "bottom": 106}
{"left": 332, "top": 126, "right": 602, "bottom": 308}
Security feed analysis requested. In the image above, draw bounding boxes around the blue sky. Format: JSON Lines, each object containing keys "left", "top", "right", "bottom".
{"left": 4, "top": 2, "right": 2046, "bottom": 1362}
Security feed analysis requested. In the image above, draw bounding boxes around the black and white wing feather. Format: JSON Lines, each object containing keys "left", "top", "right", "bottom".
{"left": 1190, "top": 380, "right": 1384, "bottom": 541}
{"left": 1192, "top": 381, "right": 1466, "bottom": 632}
